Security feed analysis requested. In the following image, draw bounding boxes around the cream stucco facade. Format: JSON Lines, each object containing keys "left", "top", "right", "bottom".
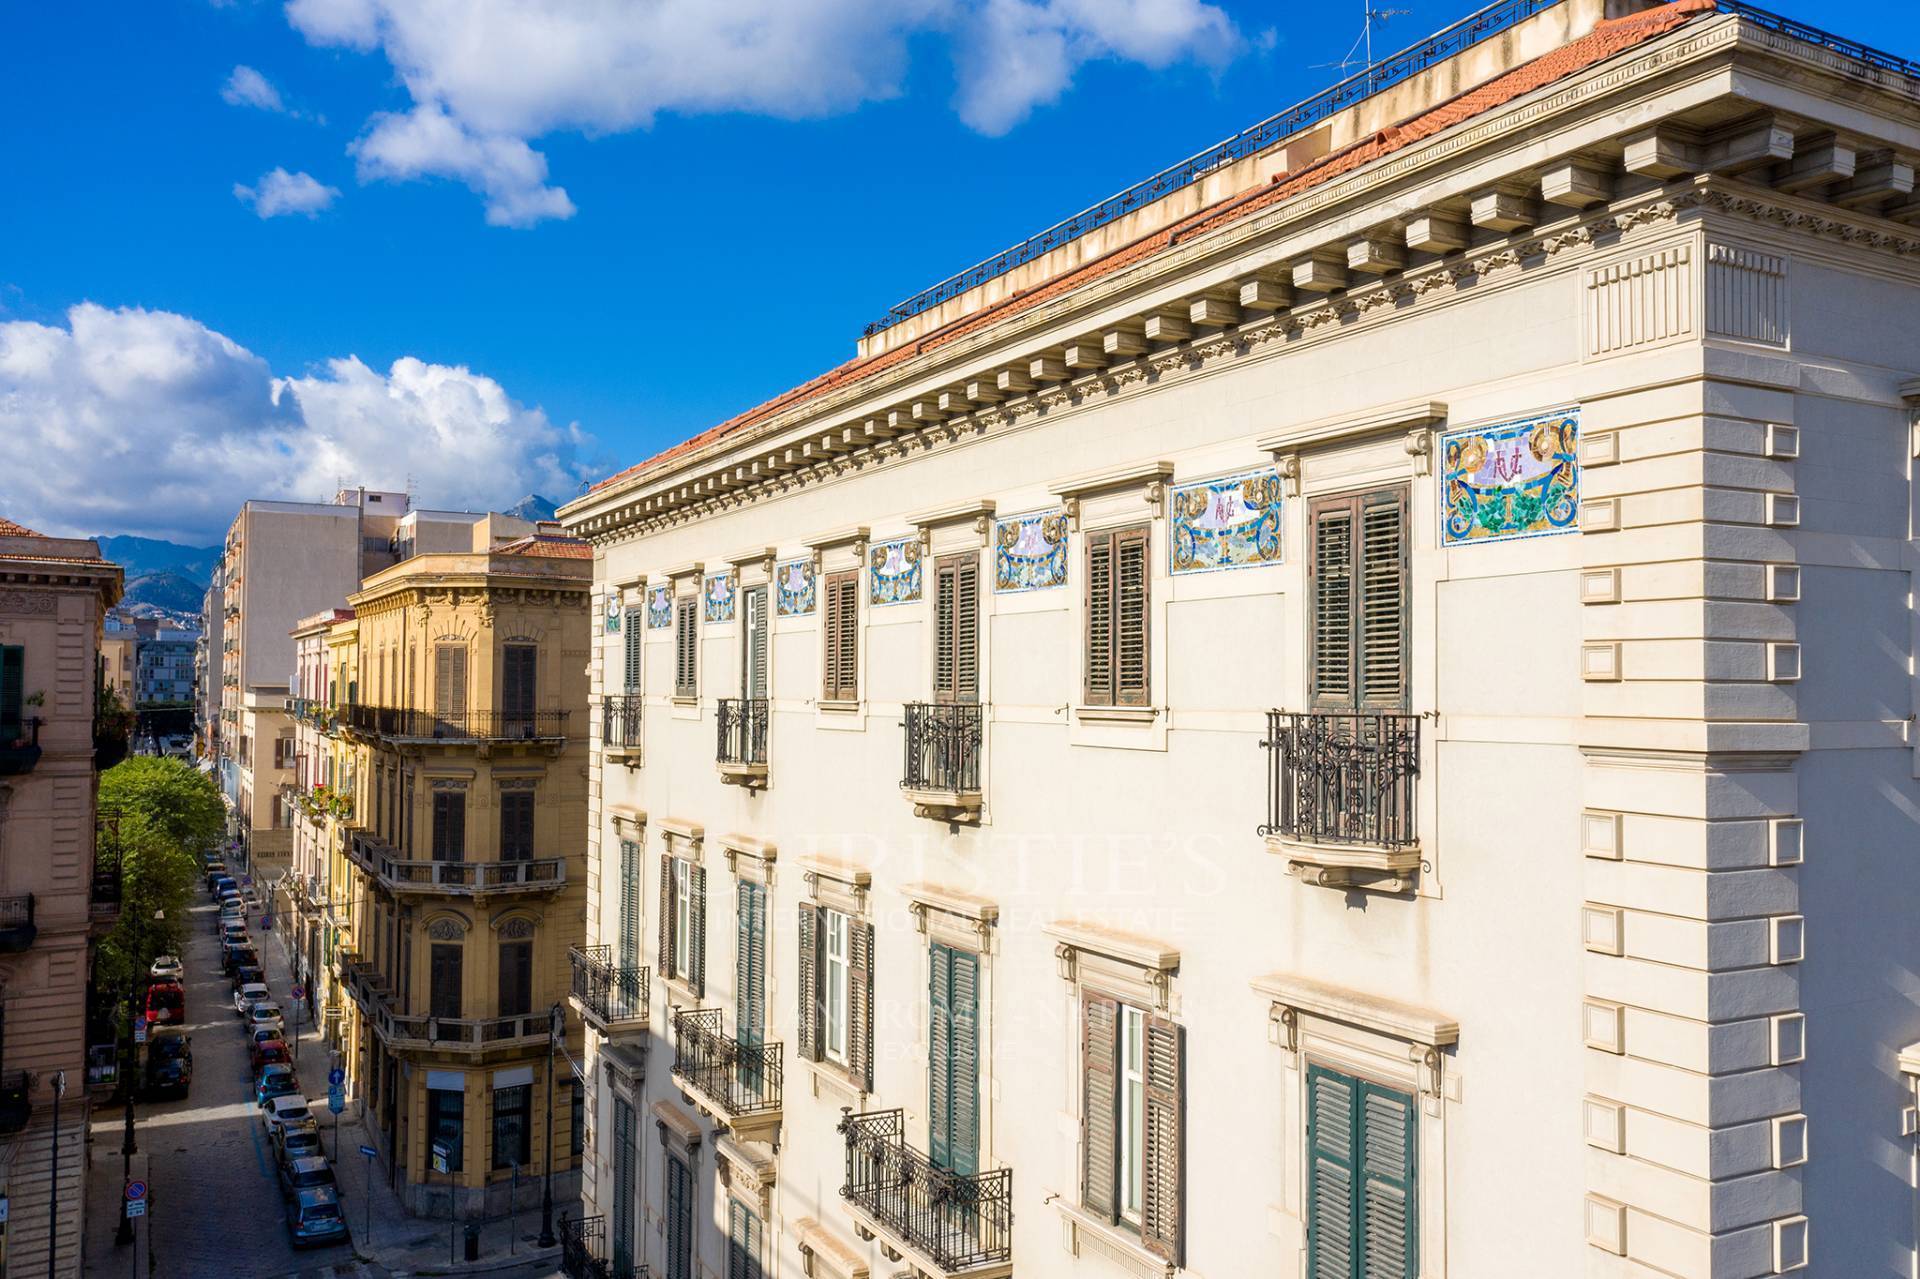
{"left": 558, "top": 3, "right": 1920, "bottom": 1278}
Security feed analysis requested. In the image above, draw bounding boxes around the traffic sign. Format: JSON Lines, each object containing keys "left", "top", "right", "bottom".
{"left": 0, "top": 1192, "right": 11, "bottom": 1223}
{"left": 126, "top": 1199, "right": 146, "bottom": 1218}
{"left": 328, "top": 1067, "right": 345, "bottom": 1086}
{"left": 359, "top": 1144, "right": 377, "bottom": 1159}
{"left": 431, "top": 1141, "right": 450, "bottom": 1174}
{"left": 133, "top": 1022, "right": 147, "bottom": 1044}
{"left": 290, "top": 983, "right": 305, "bottom": 1001}
{"left": 328, "top": 1087, "right": 345, "bottom": 1114}
{"left": 125, "top": 1181, "right": 147, "bottom": 1202}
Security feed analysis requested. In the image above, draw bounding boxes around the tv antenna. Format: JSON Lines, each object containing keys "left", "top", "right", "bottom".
{"left": 1315, "top": 0, "right": 1413, "bottom": 75}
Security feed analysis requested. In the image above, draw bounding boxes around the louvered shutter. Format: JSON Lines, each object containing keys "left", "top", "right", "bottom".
{"left": 1114, "top": 527, "right": 1150, "bottom": 707}
{"left": 502, "top": 644, "right": 537, "bottom": 721}
{"left": 744, "top": 586, "right": 769, "bottom": 700}
{"left": 1359, "top": 489, "right": 1409, "bottom": 711}
{"left": 955, "top": 555, "right": 979, "bottom": 704}
{"left": 611, "top": 1098, "right": 636, "bottom": 1276}
{"left": 948, "top": 948, "right": 980, "bottom": 1176}
{"left": 822, "top": 575, "right": 842, "bottom": 700}
{"left": 657, "top": 855, "right": 675, "bottom": 978}
{"left": 623, "top": 609, "right": 644, "bottom": 693}
{"left": 1310, "top": 500, "right": 1356, "bottom": 709}
{"left": 434, "top": 644, "right": 467, "bottom": 725}
{"left": 675, "top": 599, "right": 697, "bottom": 697}
{"left": 665, "top": 1153, "right": 693, "bottom": 1279}
{"left": 1140, "top": 1014, "right": 1184, "bottom": 1263}
{"left": 796, "top": 902, "right": 820, "bottom": 1062}
{"left": 1081, "top": 993, "right": 1120, "bottom": 1220}
{"left": 736, "top": 882, "right": 765, "bottom": 1045}
{"left": 727, "top": 1199, "right": 762, "bottom": 1279}
{"left": 617, "top": 839, "right": 639, "bottom": 970}
{"left": 848, "top": 917, "right": 875, "bottom": 1092}
{"left": 1084, "top": 530, "right": 1114, "bottom": 705}
{"left": 1360, "top": 1079, "right": 1418, "bottom": 1279}
{"left": 929, "top": 944, "right": 953, "bottom": 1168}
{"left": 1307, "top": 1065, "right": 1359, "bottom": 1279}
{"left": 688, "top": 860, "right": 707, "bottom": 997}
{"left": 0, "top": 646, "right": 22, "bottom": 740}
{"left": 934, "top": 560, "right": 957, "bottom": 703}
{"left": 823, "top": 572, "right": 859, "bottom": 702}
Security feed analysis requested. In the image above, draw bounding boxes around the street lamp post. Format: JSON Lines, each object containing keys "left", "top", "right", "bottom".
{"left": 537, "top": 1002, "right": 562, "bottom": 1249}
{"left": 115, "top": 980, "right": 137, "bottom": 1247}
{"left": 48, "top": 1070, "right": 66, "bottom": 1279}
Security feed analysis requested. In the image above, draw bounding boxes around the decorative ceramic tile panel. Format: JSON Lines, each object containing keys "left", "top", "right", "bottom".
{"left": 775, "top": 558, "right": 816, "bottom": 616}
{"left": 1441, "top": 408, "right": 1581, "bottom": 546}
{"left": 868, "top": 537, "right": 922, "bottom": 607}
{"left": 703, "top": 571, "right": 737, "bottom": 624}
{"left": 646, "top": 585, "right": 673, "bottom": 629}
{"left": 603, "top": 590, "right": 623, "bottom": 634}
{"left": 994, "top": 509, "right": 1069, "bottom": 593}
{"left": 1169, "top": 468, "right": 1283, "bottom": 574}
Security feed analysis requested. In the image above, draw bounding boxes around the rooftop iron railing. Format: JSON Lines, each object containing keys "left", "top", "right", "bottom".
{"left": 1713, "top": 1, "right": 1920, "bottom": 80}
{"left": 840, "top": 1108, "right": 1012, "bottom": 1272}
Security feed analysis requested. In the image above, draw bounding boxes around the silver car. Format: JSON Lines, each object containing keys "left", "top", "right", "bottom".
{"left": 249, "top": 1003, "right": 286, "bottom": 1037}
{"left": 233, "top": 982, "right": 271, "bottom": 1017}
{"left": 261, "top": 1095, "right": 318, "bottom": 1149}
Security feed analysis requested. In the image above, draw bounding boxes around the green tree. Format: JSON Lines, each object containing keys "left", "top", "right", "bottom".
{"left": 95, "top": 757, "right": 222, "bottom": 994}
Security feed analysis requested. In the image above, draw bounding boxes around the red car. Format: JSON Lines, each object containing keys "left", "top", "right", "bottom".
{"left": 144, "top": 981, "right": 185, "bottom": 1027}
{"left": 249, "top": 1037, "right": 291, "bottom": 1073}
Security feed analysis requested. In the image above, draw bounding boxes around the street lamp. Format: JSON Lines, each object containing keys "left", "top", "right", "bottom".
{"left": 115, "top": 974, "right": 136, "bottom": 1247}
{"left": 537, "top": 1002, "right": 563, "bottom": 1249}
{"left": 48, "top": 1070, "right": 65, "bottom": 1279}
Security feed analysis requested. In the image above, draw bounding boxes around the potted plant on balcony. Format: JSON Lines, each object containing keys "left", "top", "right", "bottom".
{"left": 94, "top": 684, "right": 133, "bottom": 771}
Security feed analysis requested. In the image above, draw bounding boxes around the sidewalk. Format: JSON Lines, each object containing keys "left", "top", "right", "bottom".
{"left": 259, "top": 900, "right": 571, "bottom": 1276}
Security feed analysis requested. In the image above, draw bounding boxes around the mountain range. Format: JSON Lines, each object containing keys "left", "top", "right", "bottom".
{"left": 94, "top": 534, "right": 220, "bottom": 586}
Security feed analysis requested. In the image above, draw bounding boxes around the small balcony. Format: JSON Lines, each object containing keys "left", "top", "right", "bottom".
{"left": 902, "top": 703, "right": 983, "bottom": 824}
{"left": 91, "top": 813, "right": 124, "bottom": 919}
{"left": 338, "top": 704, "right": 570, "bottom": 747}
{"left": 348, "top": 830, "right": 565, "bottom": 899}
{"left": 1260, "top": 710, "right": 1421, "bottom": 892}
{"left": 561, "top": 1214, "right": 641, "bottom": 1279}
{"left": 670, "top": 1008, "right": 782, "bottom": 1144}
{"left": 0, "top": 896, "right": 36, "bottom": 953}
{"left": 569, "top": 946, "right": 649, "bottom": 1039}
{"left": 840, "top": 1109, "right": 1012, "bottom": 1279}
{"left": 0, "top": 719, "right": 42, "bottom": 777}
{"left": 601, "top": 695, "right": 643, "bottom": 767}
{"left": 0, "top": 1071, "right": 30, "bottom": 1135}
{"left": 715, "top": 698, "right": 768, "bottom": 789}
{"left": 340, "top": 952, "right": 553, "bottom": 1057}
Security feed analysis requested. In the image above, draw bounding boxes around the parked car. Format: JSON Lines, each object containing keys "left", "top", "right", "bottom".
{"left": 209, "top": 874, "right": 235, "bottom": 898}
{"left": 249, "top": 1036, "right": 291, "bottom": 1073}
{"left": 221, "top": 923, "right": 250, "bottom": 949}
{"left": 148, "top": 955, "right": 183, "bottom": 982}
{"left": 222, "top": 943, "right": 259, "bottom": 976}
{"left": 262, "top": 1096, "right": 319, "bottom": 1150}
{"left": 231, "top": 963, "right": 265, "bottom": 989}
{"left": 279, "top": 1129, "right": 323, "bottom": 1163}
{"left": 142, "top": 1031, "right": 192, "bottom": 1100}
{"left": 203, "top": 863, "right": 228, "bottom": 890}
{"left": 255, "top": 1062, "right": 301, "bottom": 1107}
{"left": 143, "top": 981, "right": 185, "bottom": 1027}
{"left": 234, "top": 982, "right": 271, "bottom": 1017}
{"left": 249, "top": 1003, "right": 286, "bottom": 1037}
{"left": 284, "top": 1185, "right": 348, "bottom": 1249}
{"left": 278, "top": 1155, "right": 339, "bottom": 1199}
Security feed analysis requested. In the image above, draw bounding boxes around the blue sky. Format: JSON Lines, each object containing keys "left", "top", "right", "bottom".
{"left": 2, "top": 0, "right": 1913, "bottom": 543}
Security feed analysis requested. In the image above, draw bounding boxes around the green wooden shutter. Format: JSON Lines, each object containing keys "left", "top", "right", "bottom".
{"left": 0, "top": 646, "right": 22, "bottom": 741}
{"left": 727, "top": 1198, "right": 761, "bottom": 1279}
{"left": 617, "top": 839, "right": 639, "bottom": 970}
{"left": 737, "top": 881, "right": 765, "bottom": 1042}
{"left": 1081, "top": 993, "right": 1119, "bottom": 1220}
{"left": 1359, "top": 1079, "right": 1418, "bottom": 1279}
{"left": 1140, "top": 1014, "right": 1184, "bottom": 1263}
{"left": 657, "top": 855, "right": 675, "bottom": 978}
{"left": 623, "top": 609, "right": 643, "bottom": 692}
{"left": 1358, "top": 488, "right": 1409, "bottom": 712}
{"left": 611, "top": 1097, "right": 636, "bottom": 1278}
{"left": 665, "top": 1152, "right": 693, "bottom": 1279}
{"left": 848, "top": 917, "right": 875, "bottom": 1092}
{"left": 1307, "top": 1066, "right": 1356, "bottom": 1279}
{"left": 1083, "top": 530, "right": 1114, "bottom": 705}
{"left": 675, "top": 598, "right": 697, "bottom": 697}
{"left": 688, "top": 860, "right": 707, "bottom": 997}
{"left": 948, "top": 947, "right": 980, "bottom": 1176}
{"left": 796, "top": 902, "right": 820, "bottom": 1061}
{"left": 929, "top": 944, "right": 953, "bottom": 1168}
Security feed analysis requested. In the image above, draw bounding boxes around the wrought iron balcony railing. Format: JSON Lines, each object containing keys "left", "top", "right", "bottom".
{"left": 902, "top": 702, "right": 983, "bottom": 793}
{"left": 0, "top": 896, "right": 35, "bottom": 953}
{"left": 569, "top": 946, "right": 649, "bottom": 1035}
{"left": 0, "top": 1071, "right": 30, "bottom": 1134}
{"left": 340, "top": 951, "right": 554, "bottom": 1052}
{"left": 0, "top": 718, "right": 42, "bottom": 776}
{"left": 93, "top": 811, "right": 125, "bottom": 910}
{"left": 601, "top": 695, "right": 642, "bottom": 755}
{"left": 339, "top": 704, "right": 570, "bottom": 743}
{"left": 561, "top": 1214, "right": 634, "bottom": 1279}
{"left": 1259, "top": 711, "right": 1419, "bottom": 849}
{"left": 716, "top": 698, "right": 768, "bottom": 783}
{"left": 671, "top": 1008, "right": 782, "bottom": 1122}
{"left": 840, "top": 1109, "right": 1012, "bottom": 1274}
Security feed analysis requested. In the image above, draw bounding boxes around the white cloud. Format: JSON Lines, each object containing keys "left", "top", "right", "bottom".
{"left": 0, "top": 303, "right": 598, "bottom": 544}
{"left": 283, "top": 0, "right": 1238, "bottom": 224}
{"left": 222, "top": 64, "right": 286, "bottom": 113}
{"left": 233, "top": 168, "right": 342, "bottom": 218}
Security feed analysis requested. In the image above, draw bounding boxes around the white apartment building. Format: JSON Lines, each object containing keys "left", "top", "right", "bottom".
{"left": 559, "top": 2, "right": 1920, "bottom": 1277}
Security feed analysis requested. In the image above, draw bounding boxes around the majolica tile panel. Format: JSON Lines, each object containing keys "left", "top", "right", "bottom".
{"left": 646, "top": 585, "right": 673, "bottom": 629}
{"left": 775, "top": 558, "right": 816, "bottom": 617}
{"left": 994, "top": 509, "right": 1069, "bottom": 593}
{"left": 868, "top": 537, "right": 922, "bottom": 607}
{"left": 703, "top": 571, "right": 737, "bottom": 623}
{"left": 1169, "top": 468, "right": 1283, "bottom": 574}
{"left": 1440, "top": 408, "right": 1580, "bottom": 546}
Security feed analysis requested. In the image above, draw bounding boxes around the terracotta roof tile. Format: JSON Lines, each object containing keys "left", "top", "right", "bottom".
{"left": 0, "top": 517, "right": 44, "bottom": 538}
{"left": 496, "top": 535, "right": 593, "bottom": 560}
{"left": 586, "top": 0, "right": 1713, "bottom": 501}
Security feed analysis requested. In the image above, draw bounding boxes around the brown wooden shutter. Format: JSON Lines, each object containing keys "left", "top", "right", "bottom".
{"left": 675, "top": 599, "right": 697, "bottom": 697}
{"left": 658, "top": 854, "right": 675, "bottom": 978}
{"left": 1083, "top": 531, "right": 1114, "bottom": 705}
{"left": 955, "top": 555, "right": 979, "bottom": 704}
{"left": 796, "top": 903, "right": 820, "bottom": 1062}
{"left": 434, "top": 644, "right": 467, "bottom": 724}
{"left": 1359, "top": 487, "right": 1409, "bottom": 711}
{"left": 1080, "top": 993, "right": 1119, "bottom": 1221}
{"left": 502, "top": 644, "right": 537, "bottom": 719}
{"left": 934, "top": 558, "right": 957, "bottom": 702}
{"left": 1141, "top": 1013, "right": 1185, "bottom": 1264}
{"left": 1309, "top": 498, "right": 1356, "bottom": 709}
{"left": 822, "top": 571, "right": 858, "bottom": 702}
{"left": 688, "top": 861, "right": 707, "bottom": 997}
{"left": 1114, "top": 526, "right": 1150, "bottom": 707}
{"left": 848, "top": 917, "right": 875, "bottom": 1093}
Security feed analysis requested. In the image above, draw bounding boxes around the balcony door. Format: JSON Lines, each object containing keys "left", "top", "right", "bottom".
{"left": 502, "top": 644, "right": 537, "bottom": 729}
{"left": 933, "top": 555, "right": 979, "bottom": 704}
{"left": 429, "top": 942, "right": 462, "bottom": 1022}
{"left": 433, "top": 644, "right": 467, "bottom": 733}
{"left": 928, "top": 941, "right": 980, "bottom": 1176}
{"left": 741, "top": 586, "right": 768, "bottom": 701}
{"left": 498, "top": 939, "right": 533, "bottom": 1017}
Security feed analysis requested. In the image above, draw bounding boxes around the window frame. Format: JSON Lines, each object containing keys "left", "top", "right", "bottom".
{"left": 822, "top": 907, "right": 850, "bottom": 1066}
{"left": 821, "top": 569, "right": 860, "bottom": 704}
{"left": 491, "top": 1082, "right": 532, "bottom": 1170}
{"left": 427, "top": 1086, "right": 464, "bottom": 1173}
{"left": 1082, "top": 523, "right": 1152, "bottom": 708}
{"left": 1118, "top": 1004, "right": 1147, "bottom": 1225}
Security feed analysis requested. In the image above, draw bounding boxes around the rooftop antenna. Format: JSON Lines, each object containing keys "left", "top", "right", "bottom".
{"left": 1314, "top": 0, "right": 1413, "bottom": 76}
